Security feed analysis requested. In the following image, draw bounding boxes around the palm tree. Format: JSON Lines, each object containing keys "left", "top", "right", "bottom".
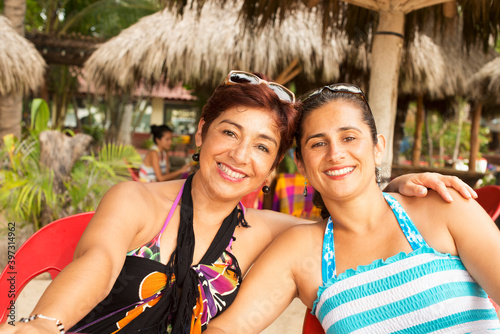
{"left": 168, "top": 0, "right": 500, "bottom": 174}
{"left": 0, "top": 0, "right": 28, "bottom": 141}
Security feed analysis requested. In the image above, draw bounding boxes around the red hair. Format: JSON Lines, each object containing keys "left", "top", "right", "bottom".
{"left": 200, "top": 73, "right": 298, "bottom": 169}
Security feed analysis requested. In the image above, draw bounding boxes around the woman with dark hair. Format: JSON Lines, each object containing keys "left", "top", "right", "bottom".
{"left": 2, "top": 75, "right": 476, "bottom": 334}
{"left": 205, "top": 84, "right": 500, "bottom": 334}
{"left": 138, "top": 124, "right": 191, "bottom": 182}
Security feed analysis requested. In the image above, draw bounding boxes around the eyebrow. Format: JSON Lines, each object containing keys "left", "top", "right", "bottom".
{"left": 219, "top": 119, "right": 278, "bottom": 147}
{"left": 304, "top": 126, "right": 362, "bottom": 145}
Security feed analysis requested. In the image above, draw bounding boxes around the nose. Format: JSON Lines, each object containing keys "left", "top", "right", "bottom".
{"left": 327, "top": 142, "right": 344, "bottom": 163}
{"left": 229, "top": 141, "right": 250, "bottom": 165}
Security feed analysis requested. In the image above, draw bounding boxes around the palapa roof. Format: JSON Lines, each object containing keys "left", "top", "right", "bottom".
{"left": 399, "top": 22, "right": 498, "bottom": 100}
{"left": 468, "top": 57, "right": 500, "bottom": 103}
{"left": 83, "top": 0, "right": 349, "bottom": 92}
{"left": 0, "top": 16, "right": 46, "bottom": 96}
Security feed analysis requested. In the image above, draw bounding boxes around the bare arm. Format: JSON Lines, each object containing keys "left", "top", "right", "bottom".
{"left": 444, "top": 191, "right": 500, "bottom": 303}
{"left": 206, "top": 228, "right": 304, "bottom": 334}
{"left": 150, "top": 151, "right": 189, "bottom": 181}
{"left": 0, "top": 182, "right": 149, "bottom": 333}
{"left": 386, "top": 172, "right": 477, "bottom": 202}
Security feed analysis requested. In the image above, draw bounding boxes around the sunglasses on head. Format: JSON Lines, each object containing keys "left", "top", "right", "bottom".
{"left": 301, "top": 83, "right": 369, "bottom": 108}
{"left": 224, "top": 70, "right": 296, "bottom": 103}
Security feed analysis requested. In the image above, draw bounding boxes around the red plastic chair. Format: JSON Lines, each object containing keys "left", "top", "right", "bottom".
{"left": 128, "top": 166, "right": 140, "bottom": 181}
{"left": 303, "top": 308, "right": 324, "bottom": 334}
{"left": 475, "top": 185, "right": 500, "bottom": 221}
{"left": 0, "top": 212, "right": 94, "bottom": 323}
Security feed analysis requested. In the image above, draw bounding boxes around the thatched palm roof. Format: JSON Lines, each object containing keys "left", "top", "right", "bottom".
{"left": 468, "top": 57, "right": 500, "bottom": 103}
{"left": 84, "top": 1, "right": 350, "bottom": 91}
{"left": 399, "top": 23, "right": 498, "bottom": 100}
{"left": 0, "top": 16, "right": 46, "bottom": 96}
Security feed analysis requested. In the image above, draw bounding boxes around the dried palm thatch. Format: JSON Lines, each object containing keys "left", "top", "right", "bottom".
{"left": 167, "top": 0, "right": 500, "bottom": 54}
{"left": 84, "top": 0, "right": 349, "bottom": 91}
{"left": 468, "top": 57, "right": 500, "bottom": 103}
{"left": 400, "top": 22, "right": 498, "bottom": 100}
{"left": 0, "top": 16, "right": 46, "bottom": 96}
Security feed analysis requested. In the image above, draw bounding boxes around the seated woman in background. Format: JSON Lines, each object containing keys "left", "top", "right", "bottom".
{"left": 139, "top": 124, "right": 191, "bottom": 182}
{"left": 205, "top": 83, "right": 500, "bottom": 334}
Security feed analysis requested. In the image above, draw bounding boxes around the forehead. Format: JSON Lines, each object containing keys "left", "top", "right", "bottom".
{"left": 303, "top": 100, "right": 364, "bottom": 129}
{"left": 215, "top": 106, "right": 280, "bottom": 136}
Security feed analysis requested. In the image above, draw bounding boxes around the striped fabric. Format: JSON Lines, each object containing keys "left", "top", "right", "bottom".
{"left": 313, "top": 193, "right": 500, "bottom": 333}
{"left": 138, "top": 147, "right": 167, "bottom": 182}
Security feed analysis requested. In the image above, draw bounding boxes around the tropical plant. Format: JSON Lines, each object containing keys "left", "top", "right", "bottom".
{"left": 0, "top": 100, "right": 141, "bottom": 229}
{"left": 0, "top": 134, "right": 141, "bottom": 230}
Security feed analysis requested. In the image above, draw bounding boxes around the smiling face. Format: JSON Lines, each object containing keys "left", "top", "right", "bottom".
{"left": 295, "top": 100, "right": 385, "bottom": 200}
{"left": 194, "top": 105, "right": 280, "bottom": 200}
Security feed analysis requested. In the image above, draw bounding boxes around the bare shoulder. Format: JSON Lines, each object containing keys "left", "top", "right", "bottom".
{"left": 271, "top": 220, "right": 326, "bottom": 250}
{"left": 386, "top": 190, "right": 488, "bottom": 255}
{"left": 390, "top": 188, "right": 483, "bottom": 218}
{"left": 80, "top": 180, "right": 185, "bottom": 249}
{"left": 244, "top": 208, "right": 314, "bottom": 238}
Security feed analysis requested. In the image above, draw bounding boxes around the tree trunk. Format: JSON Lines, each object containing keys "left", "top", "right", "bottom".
{"left": 412, "top": 95, "right": 425, "bottom": 166}
{"left": 3, "top": 0, "right": 26, "bottom": 34}
{"left": 0, "top": 0, "right": 27, "bottom": 142}
{"left": 470, "top": 102, "right": 482, "bottom": 173}
{"left": 0, "top": 95, "right": 23, "bottom": 140}
{"left": 452, "top": 107, "right": 465, "bottom": 167}
{"left": 368, "top": 10, "right": 405, "bottom": 176}
{"left": 425, "top": 110, "right": 433, "bottom": 167}
{"left": 117, "top": 103, "right": 133, "bottom": 145}
{"left": 39, "top": 130, "right": 93, "bottom": 193}
{"left": 393, "top": 98, "right": 409, "bottom": 165}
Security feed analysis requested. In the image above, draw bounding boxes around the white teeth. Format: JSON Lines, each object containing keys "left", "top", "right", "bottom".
{"left": 218, "top": 163, "right": 246, "bottom": 179}
{"left": 325, "top": 167, "right": 354, "bottom": 176}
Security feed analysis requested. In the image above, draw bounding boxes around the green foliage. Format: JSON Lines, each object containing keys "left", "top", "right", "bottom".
{"left": 82, "top": 124, "right": 106, "bottom": 146}
{"left": 30, "top": 98, "right": 50, "bottom": 135}
{"left": 0, "top": 131, "right": 141, "bottom": 230}
{"left": 25, "top": 0, "right": 160, "bottom": 37}
{"left": 402, "top": 106, "right": 490, "bottom": 164}
{"left": 142, "top": 138, "right": 154, "bottom": 149}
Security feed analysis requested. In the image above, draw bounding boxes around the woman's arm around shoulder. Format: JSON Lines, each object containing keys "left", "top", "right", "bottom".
{"left": 206, "top": 222, "right": 325, "bottom": 334}
{"left": 244, "top": 208, "right": 313, "bottom": 248}
{"left": 386, "top": 172, "right": 477, "bottom": 202}
{"left": 0, "top": 181, "right": 153, "bottom": 333}
{"left": 440, "top": 190, "right": 500, "bottom": 304}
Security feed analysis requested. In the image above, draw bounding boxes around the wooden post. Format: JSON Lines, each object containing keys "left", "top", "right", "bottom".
{"left": 470, "top": 102, "right": 482, "bottom": 172}
{"left": 412, "top": 95, "right": 425, "bottom": 166}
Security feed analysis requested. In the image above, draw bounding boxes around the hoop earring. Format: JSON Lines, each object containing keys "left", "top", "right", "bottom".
{"left": 192, "top": 147, "right": 201, "bottom": 162}
{"left": 262, "top": 185, "right": 270, "bottom": 194}
{"left": 303, "top": 180, "right": 308, "bottom": 197}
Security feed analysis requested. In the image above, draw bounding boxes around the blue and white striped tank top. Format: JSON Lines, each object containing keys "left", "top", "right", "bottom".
{"left": 313, "top": 193, "right": 500, "bottom": 333}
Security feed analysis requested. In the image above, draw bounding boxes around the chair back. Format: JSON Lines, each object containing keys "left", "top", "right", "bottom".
{"left": 475, "top": 185, "right": 500, "bottom": 221}
{"left": 303, "top": 308, "right": 324, "bottom": 334}
{"left": 0, "top": 212, "right": 94, "bottom": 323}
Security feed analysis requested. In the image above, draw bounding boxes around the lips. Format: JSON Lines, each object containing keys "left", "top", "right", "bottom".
{"left": 325, "top": 166, "right": 354, "bottom": 177}
{"left": 217, "top": 163, "right": 247, "bottom": 179}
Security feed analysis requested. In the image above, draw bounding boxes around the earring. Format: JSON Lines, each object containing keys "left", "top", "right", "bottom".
{"left": 376, "top": 166, "right": 382, "bottom": 183}
{"left": 303, "top": 180, "right": 308, "bottom": 197}
{"left": 262, "top": 185, "right": 270, "bottom": 194}
{"left": 192, "top": 147, "right": 200, "bottom": 162}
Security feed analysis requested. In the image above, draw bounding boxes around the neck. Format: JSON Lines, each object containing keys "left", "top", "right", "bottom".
{"left": 190, "top": 173, "right": 241, "bottom": 227}
{"left": 323, "top": 183, "right": 388, "bottom": 233}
